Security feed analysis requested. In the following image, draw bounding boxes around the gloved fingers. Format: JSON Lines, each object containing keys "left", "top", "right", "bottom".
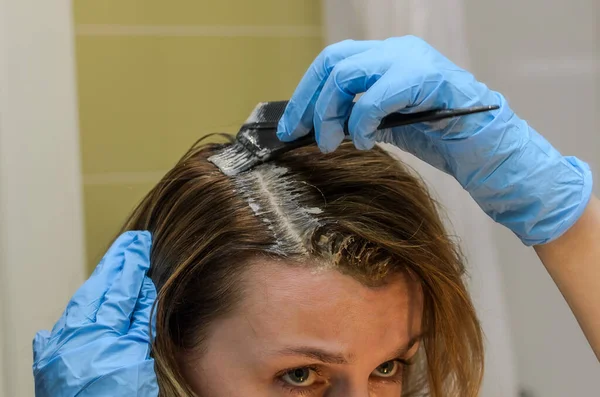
{"left": 32, "top": 330, "right": 51, "bottom": 364}
{"left": 48, "top": 310, "right": 68, "bottom": 341}
{"left": 64, "top": 231, "right": 150, "bottom": 328}
{"left": 313, "top": 50, "right": 396, "bottom": 153}
{"left": 76, "top": 360, "right": 159, "bottom": 397}
{"left": 347, "top": 64, "right": 442, "bottom": 150}
{"left": 95, "top": 231, "right": 152, "bottom": 334}
{"left": 128, "top": 276, "right": 157, "bottom": 343}
{"left": 375, "top": 126, "right": 452, "bottom": 173}
{"left": 277, "top": 40, "right": 380, "bottom": 143}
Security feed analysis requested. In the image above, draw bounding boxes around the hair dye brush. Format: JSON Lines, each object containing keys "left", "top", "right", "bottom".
{"left": 208, "top": 101, "right": 499, "bottom": 176}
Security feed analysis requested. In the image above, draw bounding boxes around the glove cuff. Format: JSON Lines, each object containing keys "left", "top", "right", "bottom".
{"left": 469, "top": 121, "right": 594, "bottom": 246}
{"left": 520, "top": 156, "right": 593, "bottom": 246}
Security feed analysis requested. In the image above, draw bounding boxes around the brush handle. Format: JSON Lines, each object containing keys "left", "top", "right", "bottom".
{"left": 270, "top": 104, "right": 499, "bottom": 155}
{"left": 239, "top": 100, "right": 500, "bottom": 160}
{"left": 244, "top": 100, "right": 499, "bottom": 133}
{"left": 345, "top": 104, "right": 500, "bottom": 133}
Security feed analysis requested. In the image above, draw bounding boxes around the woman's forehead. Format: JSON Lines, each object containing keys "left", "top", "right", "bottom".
{"left": 219, "top": 258, "right": 423, "bottom": 359}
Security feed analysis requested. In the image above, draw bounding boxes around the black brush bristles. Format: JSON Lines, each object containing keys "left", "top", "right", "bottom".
{"left": 208, "top": 101, "right": 315, "bottom": 176}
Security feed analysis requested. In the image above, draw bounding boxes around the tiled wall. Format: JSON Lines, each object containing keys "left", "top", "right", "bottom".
{"left": 73, "top": 1, "right": 323, "bottom": 272}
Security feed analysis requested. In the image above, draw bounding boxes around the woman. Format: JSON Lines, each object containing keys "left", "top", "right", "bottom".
{"left": 33, "top": 37, "right": 599, "bottom": 396}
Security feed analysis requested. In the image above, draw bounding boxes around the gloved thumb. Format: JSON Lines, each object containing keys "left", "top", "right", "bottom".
{"left": 128, "top": 276, "right": 157, "bottom": 342}
{"left": 32, "top": 330, "right": 51, "bottom": 365}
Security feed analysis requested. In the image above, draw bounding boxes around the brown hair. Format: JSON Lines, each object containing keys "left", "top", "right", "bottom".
{"left": 120, "top": 139, "right": 483, "bottom": 396}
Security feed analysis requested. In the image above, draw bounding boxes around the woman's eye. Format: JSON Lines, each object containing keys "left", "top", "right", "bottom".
{"left": 281, "top": 367, "right": 316, "bottom": 386}
{"left": 372, "top": 360, "right": 399, "bottom": 378}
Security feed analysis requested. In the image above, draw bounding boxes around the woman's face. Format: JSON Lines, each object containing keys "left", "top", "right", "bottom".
{"left": 183, "top": 259, "right": 424, "bottom": 396}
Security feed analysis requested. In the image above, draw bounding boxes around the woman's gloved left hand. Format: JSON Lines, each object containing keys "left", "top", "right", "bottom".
{"left": 277, "top": 36, "right": 592, "bottom": 246}
{"left": 32, "top": 231, "right": 158, "bottom": 397}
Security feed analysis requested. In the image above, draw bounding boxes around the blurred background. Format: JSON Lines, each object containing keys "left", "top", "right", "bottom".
{"left": 0, "top": 1, "right": 597, "bottom": 396}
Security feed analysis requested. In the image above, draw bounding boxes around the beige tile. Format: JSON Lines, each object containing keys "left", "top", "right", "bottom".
{"left": 76, "top": 35, "right": 322, "bottom": 174}
{"left": 74, "top": 0, "right": 322, "bottom": 27}
{"left": 84, "top": 182, "right": 157, "bottom": 272}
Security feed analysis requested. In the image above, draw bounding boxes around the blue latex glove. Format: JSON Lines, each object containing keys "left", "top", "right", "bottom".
{"left": 33, "top": 231, "right": 158, "bottom": 396}
{"left": 277, "top": 36, "right": 592, "bottom": 245}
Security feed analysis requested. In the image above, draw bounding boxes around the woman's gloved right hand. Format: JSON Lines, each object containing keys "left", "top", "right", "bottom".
{"left": 277, "top": 36, "right": 592, "bottom": 246}
{"left": 32, "top": 231, "right": 158, "bottom": 396}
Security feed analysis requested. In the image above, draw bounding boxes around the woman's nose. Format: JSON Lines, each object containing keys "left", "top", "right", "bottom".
{"left": 324, "top": 381, "right": 372, "bottom": 397}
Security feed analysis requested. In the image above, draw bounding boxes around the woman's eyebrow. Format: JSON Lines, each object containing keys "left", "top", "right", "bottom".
{"left": 272, "top": 334, "right": 423, "bottom": 366}
{"left": 388, "top": 334, "right": 423, "bottom": 360}
{"left": 275, "top": 346, "right": 350, "bottom": 365}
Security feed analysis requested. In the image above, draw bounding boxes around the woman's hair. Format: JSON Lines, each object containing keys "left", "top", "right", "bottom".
{"left": 120, "top": 139, "right": 483, "bottom": 396}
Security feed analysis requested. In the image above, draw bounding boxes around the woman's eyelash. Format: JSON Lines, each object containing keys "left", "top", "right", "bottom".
{"left": 275, "top": 359, "right": 414, "bottom": 394}
{"left": 275, "top": 365, "right": 322, "bottom": 379}
{"left": 396, "top": 352, "right": 419, "bottom": 367}
{"left": 275, "top": 366, "right": 323, "bottom": 396}
{"left": 399, "top": 357, "right": 415, "bottom": 366}
{"left": 371, "top": 359, "right": 411, "bottom": 385}
{"left": 279, "top": 383, "right": 316, "bottom": 396}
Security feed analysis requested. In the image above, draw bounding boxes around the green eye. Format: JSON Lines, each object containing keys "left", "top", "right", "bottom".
{"left": 281, "top": 367, "right": 316, "bottom": 386}
{"left": 372, "top": 360, "right": 399, "bottom": 378}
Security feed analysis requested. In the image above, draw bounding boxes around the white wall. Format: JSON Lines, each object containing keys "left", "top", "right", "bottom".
{"left": 324, "top": 0, "right": 600, "bottom": 396}
{"left": 0, "top": 1, "right": 85, "bottom": 396}
{"left": 464, "top": 1, "right": 600, "bottom": 396}
{"left": 323, "top": 1, "right": 519, "bottom": 396}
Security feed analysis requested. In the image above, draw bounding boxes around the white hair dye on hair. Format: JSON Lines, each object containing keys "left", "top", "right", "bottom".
{"left": 233, "top": 164, "right": 323, "bottom": 255}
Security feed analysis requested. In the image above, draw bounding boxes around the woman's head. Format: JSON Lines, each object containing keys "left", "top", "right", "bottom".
{"left": 121, "top": 140, "right": 483, "bottom": 396}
